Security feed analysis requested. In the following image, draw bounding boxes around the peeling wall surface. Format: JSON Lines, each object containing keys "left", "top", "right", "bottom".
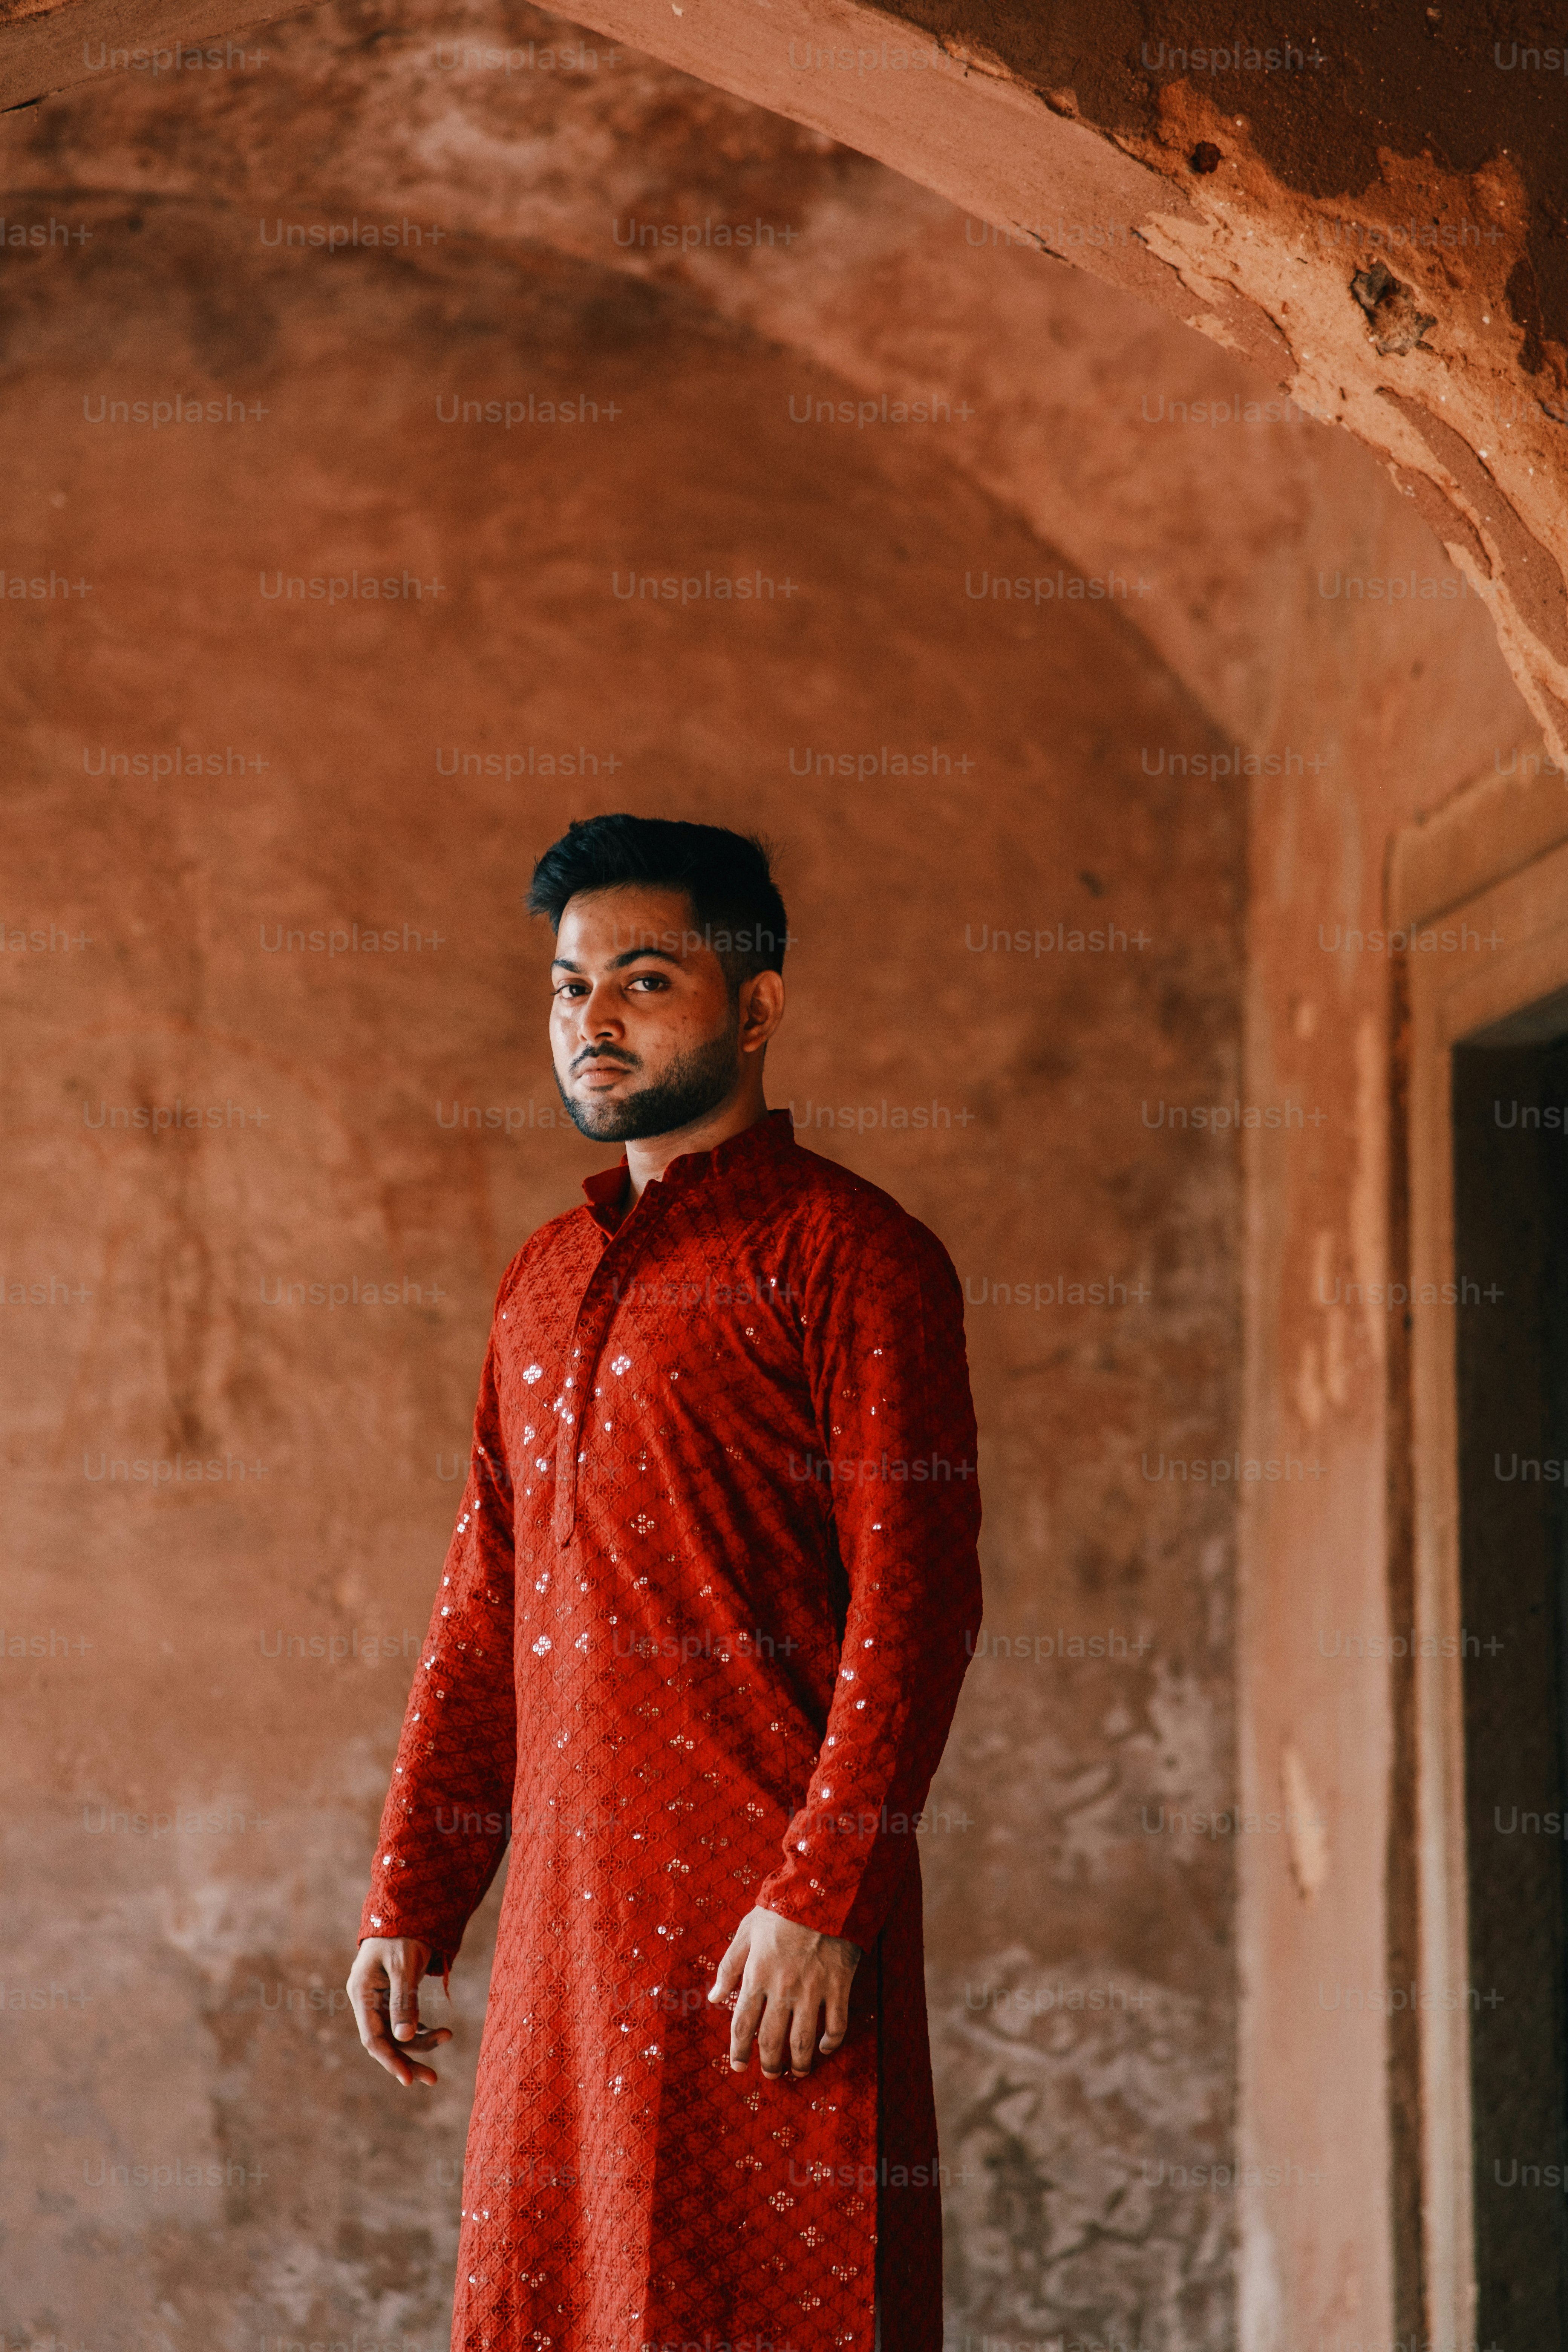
{"left": 0, "top": 4, "right": 1546, "bottom": 2350}
{"left": 5, "top": 0, "right": 1564, "bottom": 759}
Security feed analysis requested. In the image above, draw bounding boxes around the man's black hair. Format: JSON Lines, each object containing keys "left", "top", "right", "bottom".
{"left": 525, "top": 815, "right": 789, "bottom": 989}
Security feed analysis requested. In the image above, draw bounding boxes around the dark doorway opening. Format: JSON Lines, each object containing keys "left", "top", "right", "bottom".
{"left": 1453, "top": 994, "right": 1568, "bottom": 2343}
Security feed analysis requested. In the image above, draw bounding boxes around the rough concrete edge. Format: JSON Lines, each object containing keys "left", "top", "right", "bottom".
{"left": 1382, "top": 940, "right": 1427, "bottom": 2352}
{"left": 1235, "top": 922, "right": 1289, "bottom": 2352}
{"left": 0, "top": 0, "right": 1213, "bottom": 300}
{"left": 513, "top": 0, "right": 1227, "bottom": 319}
{"left": 1388, "top": 751, "right": 1568, "bottom": 930}
{"left": 0, "top": 0, "right": 313, "bottom": 106}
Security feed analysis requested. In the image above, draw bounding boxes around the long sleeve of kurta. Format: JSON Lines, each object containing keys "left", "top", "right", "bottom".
{"left": 360, "top": 1315, "right": 518, "bottom": 1976}
{"left": 756, "top": 1201, "right": 983, "bottom": 1949}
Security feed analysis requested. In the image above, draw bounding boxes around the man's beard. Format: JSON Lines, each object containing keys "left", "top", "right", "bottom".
{"left": 556, "top": 1016, "right": 742, "bottom": 1142}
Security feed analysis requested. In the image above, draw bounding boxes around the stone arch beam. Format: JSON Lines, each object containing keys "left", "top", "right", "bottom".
{"left": 6, "top": 0, "right": 1565, "bottom": 760}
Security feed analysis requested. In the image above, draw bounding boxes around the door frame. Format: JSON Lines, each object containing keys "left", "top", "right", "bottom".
{"left": 1392, "top": 756, "right": 1568, "bottom": 2352}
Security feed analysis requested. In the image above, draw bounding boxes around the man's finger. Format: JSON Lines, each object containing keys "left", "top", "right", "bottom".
{"left": 788, "top": 1993, "right": 820, "bottom": 2077}
{"left": 386, "top": 1948, "right": 424, "bottom": 2042}
{"left": 709, "top": 1923, "right": 750, "bottom": 2004}
{"left": 819, "top": 1981, "right": 851, "bottom": 2055}
{"left": 348, "top": 1977, "right": 383, "bottom": 2056}
{"left": 728, "top": 1985, "right": 766, "bottom": 2070}
{"left": 383, "top": 2015, "right": 453, "bottom": 2054}
{"left": 351, "top": 1984, "right": 437, "bottom": 2086}
{"left": 369, "top": 2011, "right": 450, "bottom": 2086}
{"left": 755, "top": 1990, "right": 795, "bottom": 2081}
{"left": 346, "top": 1954, "right": 390, "bottom": 2052}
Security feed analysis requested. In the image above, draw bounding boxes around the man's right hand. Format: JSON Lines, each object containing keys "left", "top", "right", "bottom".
{"left": 347, "top": 1936, "right": 452, "bottom": 2087}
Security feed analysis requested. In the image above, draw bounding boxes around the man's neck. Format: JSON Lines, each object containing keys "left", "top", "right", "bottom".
{"left": 622, "top": 1093, "right": 770, "bottom": 1201}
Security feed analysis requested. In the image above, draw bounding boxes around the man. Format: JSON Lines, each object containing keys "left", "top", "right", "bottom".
{"left": 349, "top": 815, "right": 982, "bottom": 2352}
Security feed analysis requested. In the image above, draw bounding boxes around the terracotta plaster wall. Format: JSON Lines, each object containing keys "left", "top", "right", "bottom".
{"left": 1220, "top": 398, "right": 1536, "bottom": 2352}
{"left": 0, "top": 7, "right": 1546, "bottom": 2350}
{"left": 0, "top": 128, "right": 1245, "bottom": 2352}
{"left": 1230, "top": 606, "right": 1537, "bottom": 2347}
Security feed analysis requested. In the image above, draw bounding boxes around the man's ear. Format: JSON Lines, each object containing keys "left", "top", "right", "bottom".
{"left": 740, "top": 969, "right": 785, "bottom": 1053}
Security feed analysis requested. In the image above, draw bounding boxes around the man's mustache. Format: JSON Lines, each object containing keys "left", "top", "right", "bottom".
{"left": 571, "top": 1048, "right": 640, "bottom": 1074}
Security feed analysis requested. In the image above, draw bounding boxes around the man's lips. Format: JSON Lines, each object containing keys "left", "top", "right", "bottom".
{"left": 574, "top": 1057, "right": 635, "bottom": 1077}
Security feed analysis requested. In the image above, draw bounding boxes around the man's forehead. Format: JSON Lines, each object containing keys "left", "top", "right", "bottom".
{"left": 553, "top": 887, "right": 705, "bottom": 970}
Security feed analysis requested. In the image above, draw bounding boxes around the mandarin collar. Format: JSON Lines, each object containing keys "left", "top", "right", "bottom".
{"left": 580, "top": 1106, "right": 796, "bottom": 1228}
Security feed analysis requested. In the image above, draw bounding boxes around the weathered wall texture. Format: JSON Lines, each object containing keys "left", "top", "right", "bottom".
{"left": 5, "top": 0, "right": 1563, "bottom": 768}
{"left": 0, "top": 5, "right": 1542, "bottom": 2351}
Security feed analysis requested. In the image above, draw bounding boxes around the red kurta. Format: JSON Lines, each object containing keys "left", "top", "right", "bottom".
{"left": 361, "top": 1109, "right": 982, "bottom": 2352}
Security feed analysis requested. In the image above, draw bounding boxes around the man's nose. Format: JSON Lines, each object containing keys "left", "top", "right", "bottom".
{"left": 576, "top": 980, "right": 625, "bottom": 1035}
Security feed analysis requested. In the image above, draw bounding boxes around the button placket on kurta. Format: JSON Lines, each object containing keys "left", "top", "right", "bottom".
{"left": 552, "top": 1182, "right": 672, "bottom": 1550}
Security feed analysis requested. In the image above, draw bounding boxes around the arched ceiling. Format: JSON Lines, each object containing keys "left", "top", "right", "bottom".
{"left": 0, "top": 0, "right": 1534, "bottom": 821}
{"left": 3, "top": 0, "right": 1564, "bottom": 759}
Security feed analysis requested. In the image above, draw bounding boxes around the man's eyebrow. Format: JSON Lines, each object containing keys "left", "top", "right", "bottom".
{"left": 551, "top": 946, "right": 686, "bottom": 972}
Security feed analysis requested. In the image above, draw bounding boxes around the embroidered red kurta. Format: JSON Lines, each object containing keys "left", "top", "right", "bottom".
{"left": 361, "top": 1109, "right": 982, "bottom": 2352}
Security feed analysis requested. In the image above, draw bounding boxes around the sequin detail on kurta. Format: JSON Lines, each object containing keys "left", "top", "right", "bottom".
{"left": 361, "top": 1109, "right": 982, "bottom": 2352}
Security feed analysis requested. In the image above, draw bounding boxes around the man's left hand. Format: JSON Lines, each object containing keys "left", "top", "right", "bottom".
{"left": 708, "top": 1906, "right": 861, "bottom": 2080}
